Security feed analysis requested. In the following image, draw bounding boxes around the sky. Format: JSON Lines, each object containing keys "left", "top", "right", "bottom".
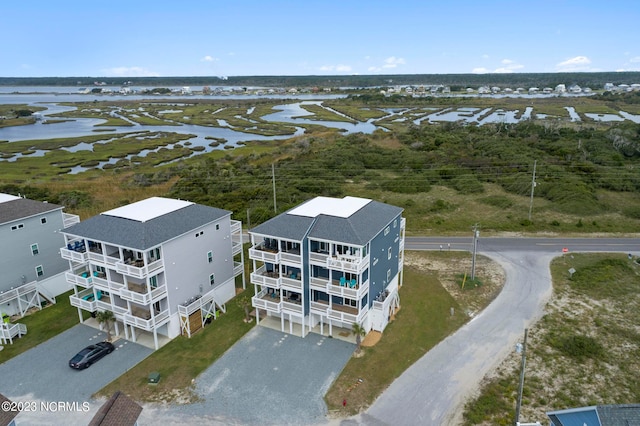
{"left": 2, "top": 0, "right": 639, "bottom": 78}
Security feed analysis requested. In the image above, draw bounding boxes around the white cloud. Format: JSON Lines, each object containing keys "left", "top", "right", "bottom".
{"left": 472, "top": 67, "right": 489, "bottom": 74}
{"left": 368, "top": 66, "right": 382, "bottom": 72}
{"left": 201, "top": 55, "right": 218, "bottom": 62}
{"left": 556, "top": 56, "right": 592, "bottom": 71}
{"left": 501, "top": 59, "right": 514, "bottom": 65}
{"left": 482, "top": 54, "right": 490, "bottom": 59}
{"left": 629, "top": 56, "right": 640, "bottom": 63}
{"left": 101, "top": 66, "right": 160, "bottom": 77}
{"left": 382, "top": 56, "right": 406, "bottom": 69}
{"left": 472, "top": 60, "right": 524, "bottom": 74}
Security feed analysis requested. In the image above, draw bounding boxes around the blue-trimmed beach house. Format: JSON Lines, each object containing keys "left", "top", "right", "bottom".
{"left": 249, "top": 196, "right": 405, "bottom": 337}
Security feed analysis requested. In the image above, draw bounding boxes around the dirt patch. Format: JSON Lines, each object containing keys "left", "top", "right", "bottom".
{"left": 361, "top": 331, "right": 382, "bottom": 347}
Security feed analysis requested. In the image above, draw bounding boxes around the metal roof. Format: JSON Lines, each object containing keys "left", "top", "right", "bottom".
{"left": 64, "top": 202, "right": 231, "bottom": 250}
{"left": 250, "top": 197, "right": 403, "bottom": 245}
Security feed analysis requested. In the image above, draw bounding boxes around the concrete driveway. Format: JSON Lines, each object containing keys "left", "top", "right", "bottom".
{"left": 0, "top": 324, "right": 152, "bottom": 412}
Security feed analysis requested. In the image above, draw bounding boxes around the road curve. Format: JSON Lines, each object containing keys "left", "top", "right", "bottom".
{"left": 354, "top": 237, "right": 640, "bottom": 426}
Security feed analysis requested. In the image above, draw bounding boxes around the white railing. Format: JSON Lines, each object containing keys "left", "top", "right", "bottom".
{"left": 230, "top": 220, "right": 242, "bottom": 234}
{"left": 87, "top": 251, "right": 121, "bottom": 267}
{"left": 1, "top": 323, "right": 27, "bottom": 344}
{"left": 232, "top": 241, "right": 242, "bottom": 256}
{"left": 114, "top": 258, "right": 163, "bottom": 279}
{"left": 233, "top": 261, "right": 244, "bottom": 277}
{"left": 0, "top": 281, "right": 37, "bottom": 304}
{"left": 65, "top": 271, "right": 93, "bottom": 287}
{"left": 309, "top": 251, "right": 330, "bottom": 265}
{"left": 310, "top": 301, "right": 330, "bottom": 314}
{"left": 69, "top": 289, "right": 97, "bottom": 311}
{"left": 252, "top": 289, "right": 281, "bottom": 312}
{"left": 282, "top": 300, "right": 303, "bottom": 314}
{"left": 123, "top": 309, "right": 170, "bottom": 331}
{"left": 250, "top": 265, "right": 280, "bottom": 288}
{"left": 400, "top": 217, "right": 406, "bottom": 230}
{"left": 280, "top": 251, "right": 301, "bottom": 264}
{"left": 325, "top": 278, "right": 369, "bottom": 300}
{"left": 328, "top": 304, "right": 369, "bottom": 324}
{"left": 326, "top": 254, "right": 369, "bottom": 273}
{"left": 62, "top": 213, "right": 80, "bottom": 228}
{"left": 92, "top": 276, "right": 125, "bottom": 293}
{"left": 120, "top": 284, "right": 167, "bottom": 305}
{"left": 280, "top": 276, "right": 302, "bottom": 291}
{"left": 60, "top": 247, "right": 88, "bottom": 263}
{"left": 309, "top": 276, "right": 329, "bottom": 291}
{"left": 248, "top": 247, "right": 280, "bottom": 263}
{"left": 95, "top": 300, "right": 128, "bottom": 317}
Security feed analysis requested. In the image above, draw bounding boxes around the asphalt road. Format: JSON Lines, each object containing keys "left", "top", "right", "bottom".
{"left": 359, "top": 236, "right": 640, "bottom": 426}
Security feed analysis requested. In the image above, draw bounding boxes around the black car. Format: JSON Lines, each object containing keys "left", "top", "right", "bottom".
{"left": 68, "top": 341, "right": 114, "bottom": 369}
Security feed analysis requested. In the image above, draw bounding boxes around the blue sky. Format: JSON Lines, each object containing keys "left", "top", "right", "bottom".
{"left": 3, "top": 0, "right": 639, "bottom": 77}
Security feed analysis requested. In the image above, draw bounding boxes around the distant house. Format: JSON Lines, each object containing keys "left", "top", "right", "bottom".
{"left": 0, "top": 393, "right": 19, "bottom": 426}
{"left": 89, "top": 391, "right": 142, "bottom": 426}
{"left": 555, "top": 84, "right": 567, "bottom": 93}
{"left": 249, "top": 196, "right": 405, "bottom": 338}
{"left": 60, "top": 197, "right": 245, "bottom": 349}
{"left": 0, "top": 193, "right": 79, "bottom": 318}
{"left": 547, "top": 404, "right": 640, "bottom": 425}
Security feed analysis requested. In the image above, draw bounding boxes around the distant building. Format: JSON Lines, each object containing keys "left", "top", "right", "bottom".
{"left": 249, "top": 196, "right": 405, "bottom": 338}
{"left": 60, "top": 197, "right": 245, "bottom": 349}
{"left": 0, "top": 193, "right": 79, "bottom": 317}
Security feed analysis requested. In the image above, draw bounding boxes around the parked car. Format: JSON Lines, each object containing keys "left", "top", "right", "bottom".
{"left": 68, "top": 341, "right": 114, "bottom": 369}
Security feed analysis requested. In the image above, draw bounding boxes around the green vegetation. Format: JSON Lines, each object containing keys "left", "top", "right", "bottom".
{"left": 463, "top": 253, "right": 640, "bottom": 425}
{"left": 0, "top": 290, "right": 89, "bottom": 363}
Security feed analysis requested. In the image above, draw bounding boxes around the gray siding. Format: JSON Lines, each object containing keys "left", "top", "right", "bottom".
{"left": 163, "top": 216, "right": 234, "bottom": 313}
{"left": 0, "top": 210, "right": 68, "bottom": 292}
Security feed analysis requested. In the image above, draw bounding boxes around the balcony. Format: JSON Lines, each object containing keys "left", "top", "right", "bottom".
{"left": 282, "top": 299, "right": 303, "bottom": 314}
{"left": 95, "top": 300, "right": 128, "bottom": 318}
{"left": 88, "top": 250, "right": 121, "bottom": 267}
{"left": 0, "top": 281, "right": 37, "bottom": 305}
{"left": 280, "top": 274, "right": 302, "bottom": 292}
{"left": 62, "top": 213, "right": 80, "bottom": 228}
{"left": 69, "top": 288, "right": 99, "bottom": 311}
{"left": 120, "top": 283, "right": 167, "bottom": 305}
{"left": 65, "top": 271, "right": 93, "bottom": 288}
{"left": 252, "top": 288, "right": 282, "bottom": 312}
{"left": 230, "top": 219, "right": 242, "bottom": 235}
{"left": 92, "top": 276, "right": 125, "bottom": 294}
{"left": 60, "top": 247, "right": 88, "bottom": 263}
{"left": 250, "top": 265, "right": 281, "bottom": 288}
{"left": 310, "top": 300, "right": 330, "bottom": 314}
{"left": 326, "top": 253, "right": 369, "bottom": 273}
{"left": 249, "top": 243, "right": 281, "bottom": 263}
{"left": 280, "top": 250, "right": 301, "bottom": 265}
{"left": 233, "top": 261, "right": 244, "bottom": 277}
{"left": 310, "top": 277, "right": 369, "bottom": 300}
{"left": 327, "top": 304, "right": 369, "bottom": 324}
{"left": 123, "top": 309, "right": 170, "bottom": 331}
{"left": 309, "top": 251, "right": 330, "bottom": 266}
{"left": 115, "top": 258, "right": 163, "bottom": 279}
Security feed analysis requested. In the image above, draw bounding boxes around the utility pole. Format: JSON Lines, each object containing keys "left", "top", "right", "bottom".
{"left": 515, "top": 328, "right": 529, "bottom": 426}
{"left": 528, "top": 160, "right": 537, "bottom": 221}
{"left": 471, "top": 224, "right": 479, "bottom": 280}
{"left": 272, "top": 163, "right": 277, "bottom": 214}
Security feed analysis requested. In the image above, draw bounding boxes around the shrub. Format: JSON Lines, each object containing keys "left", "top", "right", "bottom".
{"left": 551, "top": 335, "right": 604, "bottom": 360}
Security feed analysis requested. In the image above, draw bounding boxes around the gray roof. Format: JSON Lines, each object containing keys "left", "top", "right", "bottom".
{"left": 250, "top": 199, "right": 403, "bottom": 245}
{"left": 64, "top": 203, "right": 230, "bottom": 250}
{"left": 0, "top": 198, "right": 63, "bottom": 226}
{"left": 0, "top": 393, "right": 19, "bottom": 425}
{"left": 89, "top": 391, "right": 142, "bottom": 426}
{"left": 547, "top": 404, "right": 640, "bottom": 426}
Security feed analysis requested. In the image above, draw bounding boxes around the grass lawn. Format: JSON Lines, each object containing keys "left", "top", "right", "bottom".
{"left": 0, "top": 290, "right": 88, "bottom": 363}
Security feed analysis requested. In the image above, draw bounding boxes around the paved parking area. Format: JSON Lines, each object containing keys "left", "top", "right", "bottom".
{"left": 165, "top": 326, "right": 355, "bottom": 425}
{"left": 0, "top": 324, "right": 152, "bottom": 403}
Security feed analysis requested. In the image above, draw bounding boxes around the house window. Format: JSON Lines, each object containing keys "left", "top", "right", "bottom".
{"left": 346, "top": 298, "right": 357, "bottom": 307}
{"left": 209, "top": 274, "right": 215, "bottom": 286}
{"left": 150, "top": 275, "right": 158, "bottom": 289}
{"left": 387, "top": 269, "right": 391, "bottom": 282}
{"left": 388, "top": 247, "right": 392, "bottom": 260}
{"left": 36, "top": 265, "right": 44, "bottom": 277}
{"left": 384, "top": 226, "right": 390, "bottom": 236}
{"left": 207, "top": 251, "right": 213, "bottom": 263}
{"left": 41, "top": 217, "right": 47, "bottom": 224}
{"left": 31, "top": 243, "right": 39, "bottom": 256}
{"left": 393, "top": 219, "right": 397, "bottom": 228}
{"left": 11, "top": 223, "right": 24, "bottom": 231}
{"left": 216, "top": 224, "right": 220, "bottom": 230}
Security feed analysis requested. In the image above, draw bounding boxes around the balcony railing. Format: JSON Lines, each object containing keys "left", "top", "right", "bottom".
{"left": 249, "top": 246, "right": 280, "bottom": 263}
{"left": 87, "top": 251, "right": 121, "bottom": 267}
{"left": 115, "top": 258, "right": 163, "bottom": 279}
{"left": 92, "top": 276, "right": 125, "bottom": 294}
{"left": 310, "top": 277, "right": 369, "bottom": 300}
{"left": 250, "top": 265, "right": 281, "bottom": 288}
{"left": 280, "top": 251, "right": 301, "bottom": 264}
{"left": 65, "top": 271, "right": 93, "bottom": 288}
{"left": 230, "top": 220, "right": 242, "bottom": 234}
{"left": 120, "top": 284, "right": 167, "bottom": 305}
{"left": 69, "top": 289, "right": 97, "bottom": 312}
{"left": 62, "top": 213, "right": 80, "bottom": 228}
{"left": 233, "top": 261, "right": 244, "bottom": 277}
{"left": 0, "top": 281, "right": 37, "bottom": 304}
{"left": 310, "top": 300, "right": 330, "bottom": 314}
{"left": 95, "top": 300, "right": 128, "bottom": 317}
{"left": 60, "top": 247, "right": 88, "bottom": 263}
{"left": 123, "top": 309, "right": 170, "bottom": 331}
{"left": 326, "top": 254, "right": 369, "bottom": 273}
{"left": 282, "top": 300, "right": 303, "bottom": 314}
{"left": 280, "top": 275, "right": 302, "bottom": 291}
{"left": 327, "top": 304, "right": 369, "bottom": 324}
{"left": 252, "top": 288, "right": 281, "bottom": 312}
{"left": 309, "top": 251, "right": 330, "bottom": 265}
